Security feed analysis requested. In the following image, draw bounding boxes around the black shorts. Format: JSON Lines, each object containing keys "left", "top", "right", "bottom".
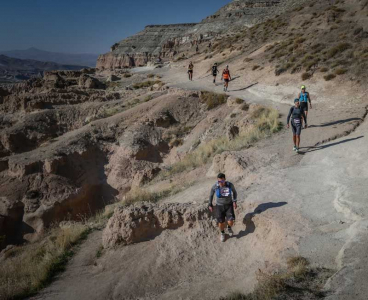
{"left": 291, "top": 119, "right": 302, "bottom": 136}
{"left": 224, "top": 79, "right": 230, "bottom": 83}
{"left": 188, "top": 70, "right": 193, "bottom": 74}
{"left": 213, "top": 73, "right": 217, "bottom": 77}
{"left": 216, "top": 204, "right": 235, "bottom": 223}
{"left": 300, "top": 102, "right": 308, "bottom": 111}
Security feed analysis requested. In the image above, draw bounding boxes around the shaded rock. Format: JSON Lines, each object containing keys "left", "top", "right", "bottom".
{"left": 107, "top": 74, "right": 120, "bottom": 82}
{"left": 78, "top": 74, "right": 105, "bottom": 89}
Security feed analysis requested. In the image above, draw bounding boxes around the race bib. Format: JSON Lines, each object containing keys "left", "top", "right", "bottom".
{"left": 220, "top": 187, "right": 230, "bottom": 197}
{"left": 294, "top": 118, "right": 301, "bottom": 124}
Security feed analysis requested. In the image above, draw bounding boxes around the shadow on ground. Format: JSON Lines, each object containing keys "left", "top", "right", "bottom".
{"left": 235, "top": 202, "right": 288, "bottom": 239}
{"left": 299, "top": 136, "right": 364, "bottom": 154}
{"left": 230, "top": 82, "right": 258, "bottom": 92}
{"left": 308, "top": 118, "right": 361, "bottom": 128}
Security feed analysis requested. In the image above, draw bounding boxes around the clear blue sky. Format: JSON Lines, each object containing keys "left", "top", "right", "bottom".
{"left": 0, "top": 0, "right": 229, "bottom": 54}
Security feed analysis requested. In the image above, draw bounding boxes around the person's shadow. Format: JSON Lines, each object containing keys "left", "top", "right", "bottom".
{"left": 235, "top": 202, "right": 287, "bottom": 239}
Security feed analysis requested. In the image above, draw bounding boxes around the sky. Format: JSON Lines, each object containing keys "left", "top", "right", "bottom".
{"left": 0, "top": 0, "right": 229, "bottom": 55}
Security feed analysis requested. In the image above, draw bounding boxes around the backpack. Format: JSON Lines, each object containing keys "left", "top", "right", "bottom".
{"left": 215, "top": 182, "right": 232, "bottom": 198}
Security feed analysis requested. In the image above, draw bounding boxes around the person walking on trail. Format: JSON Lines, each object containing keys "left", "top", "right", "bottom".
{"left": 299, "top": 85, "right": 312, "bottom": 120}
{"left": 208, "top": 173, "right": 238, "bottom": 242}
{"left": 287, "top": 99, "right": 307, "bottom": 153}
{"left": 196, "top": 45, "right": 199, "bottom": 53}
{"left": 212, "top": 63, "right": 218, "bottom": 84}
{"left": 188, "top": 61, "right": 194, "bottom": 81}
{"left": 221, "top": 65, "right": 231, "bottom": 92}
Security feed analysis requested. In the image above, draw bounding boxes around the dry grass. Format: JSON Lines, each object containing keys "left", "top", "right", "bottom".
{"left": 163, "top": 106, "right": 281, "bottom": 176}
{"left": 132, "top": 80, "right": 161, "bottom": 89}
{"left": 324, "top": 73, "right": 336, "bottom": 81}
{"left": 0, "top": 223, "right": 89, "bottom": 299}
{"left": 220, "top": 256, "right": 329, "bottom": 300}
{"left": 301, "top": 72, "right": 312, "bottom": 80}
{"left": 200, "top": 91, "right": 228, "bottom": 110}
{"left": 335, "top": 68, "right": 348, "bottom": 75}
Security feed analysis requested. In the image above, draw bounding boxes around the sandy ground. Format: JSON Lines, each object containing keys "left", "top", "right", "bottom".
{"left": 30, "top": 60, "right": 368, "bottom": 299}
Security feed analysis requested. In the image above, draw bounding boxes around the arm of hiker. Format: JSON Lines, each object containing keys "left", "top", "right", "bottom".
{"left": 308, "top": 93, "right": 312, "bottom": 109}
{"left": 209, "top": 186, "right": 215, "bottom": 211}
{"left": 229, "top": 71, "right": 232, "bottom": 81}
{"left": 286, "top": 107, "right": 293, "bottom": 127}
{"left": 230, "top": 183, "right": 238, "bottom": 209}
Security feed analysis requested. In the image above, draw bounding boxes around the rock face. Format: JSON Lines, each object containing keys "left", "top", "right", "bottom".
{"left": 97, "top": 0, "right": 308, "bottom": 69}
{"left": 103, "top": 202, "right": 212, "bottom": 248}
{"left": 97, "top": 24, "right": 197, "bottom": 69}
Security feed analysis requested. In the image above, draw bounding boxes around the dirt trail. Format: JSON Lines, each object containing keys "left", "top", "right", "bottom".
{"left": 30, "top": 63, "right": 368, "bottom": 299}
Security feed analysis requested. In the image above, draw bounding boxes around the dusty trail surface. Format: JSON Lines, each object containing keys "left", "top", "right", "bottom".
{"left": 30, "top": 64, "right": 368, "bottom": 300}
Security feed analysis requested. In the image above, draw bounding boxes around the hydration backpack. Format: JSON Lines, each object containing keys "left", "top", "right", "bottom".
{"left": 215, "top": 182, "right": 232, "bottom": 198}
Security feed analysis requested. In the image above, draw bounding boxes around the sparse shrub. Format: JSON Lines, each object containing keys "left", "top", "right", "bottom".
{"left": 335, "top": 68, "right": 348, "bottom": 75}
{"left": 241, "top": 103, "right": 250, "bottom": 111}
{"left": 326, "top": 43, "right": 352, "bottom": 59}
{"left": 144, "top": 95, "right": 153, "bottom": 102}
{"left": 320, "top": 67, "right": 329, "bottom": 72}
{"left": 252, "top": 65, "right": 260, "bottom": 71}
{"left": 235, "top": 98, "right": 244, "bottom": 104}
{"left": 147, "top": 74, "right": 154, "bottom": 78}
{"left": 324, "top": 73, "right": 336, "bottom": 81}
{"left": 301, "top": 72, "right": 312, "bottom": 80}
{"left": 200, "top": 91, "right": 228, "bottom": 110}
{"left": 123, "top": 73, "right": 132, "bottom": 78}
{"left": 244, "top": 57, "right": 253, "bottom": 62}
{"left": 0, "top": 223, "right": 89, "bottom": 299}
{"left": 164, "top": 106, "right": 280, "bottom": 176}
{"left": 132, "top": 80, "right": 161, "bottom": 89}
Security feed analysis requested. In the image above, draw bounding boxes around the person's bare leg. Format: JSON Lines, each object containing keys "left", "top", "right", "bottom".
{"left": 219, "top": 222, "right": 226, "bottom": 232}
{"left": 227, "top": 220, "right": 234, "bottom": 227}
{"left": 293, "top": 135, "right": 296, "bottom": 146}
{"left": 296, "top": 135, "right": 300, "bottom": 148}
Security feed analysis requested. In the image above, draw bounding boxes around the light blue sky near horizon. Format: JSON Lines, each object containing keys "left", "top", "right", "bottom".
{"left": 0, "top": 0, "right": 229, "bottom": 55}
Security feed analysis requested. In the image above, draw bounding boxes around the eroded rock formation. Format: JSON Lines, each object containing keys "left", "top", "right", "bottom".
{"left": 103, "top": 202, "right": 212, "bottom": 247}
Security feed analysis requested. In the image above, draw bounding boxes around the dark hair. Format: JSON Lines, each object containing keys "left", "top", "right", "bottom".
{"left": 217, "top": 173, "right": 226, "bottom": 179}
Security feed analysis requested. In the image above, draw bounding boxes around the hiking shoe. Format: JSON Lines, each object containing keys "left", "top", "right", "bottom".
{"left": 293, "top": 146, "right": 297, "bottom": 151}
{"left": 296, "top": 147, "right": 300, "bottom": 153}
{"left": 220, "top": 232, "right": 226, "bottom": 242}
{"left": 223, "top": 87, "right": 226, "bottom": 91}
{"left": 227, "top": 227, "right": 234, "bottom": 237}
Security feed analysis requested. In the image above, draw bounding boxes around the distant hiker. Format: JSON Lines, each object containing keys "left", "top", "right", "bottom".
{"left": 208, "top": 42, "right": 212, "bottom": 48}
{"left": 221, "top": 65, "right": 231, "bottom": 92}
{"left": 287, "top": 99, "right": 307, "bottom": 153}
{"left": 209, "top": 173, "right": 238, "bottom": 242}
{"left": 298, "top": 85, "right": 312, "bottom": 119}
{"left": 196, "top": 45, "right": 199, "bottom": 53}
{"left": 212, "top": 63, "right": 218, "bottom": 84}
{"left": 188, "top": 61, "right": 194, "bottom": 81}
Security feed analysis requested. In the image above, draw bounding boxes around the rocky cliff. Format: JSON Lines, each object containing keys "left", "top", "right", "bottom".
{"left": 96, "top": 24, "right": 197, "bottom": 69}
{"left": 97, "top": 0, "right": 308, "bottom": 69}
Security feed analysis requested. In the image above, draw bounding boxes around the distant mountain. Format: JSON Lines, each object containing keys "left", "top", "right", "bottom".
{"left": 0, "top": 47, "right": 98, "bottom": 67}
{"left": 0, "top": 54, "right": 86, "bottom": 83}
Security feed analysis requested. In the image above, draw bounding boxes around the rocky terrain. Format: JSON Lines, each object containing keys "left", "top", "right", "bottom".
{"left": 0, "top": 47, "right": 98, "bottom": 68}
{"left": 97, "top": 0, "right": 309, "bottom": 69}
{"left": 1, "top": 0, "right": 368, "bottom": 299}
{"left": 0, "top": 55, "right": 88, "bottom": 83}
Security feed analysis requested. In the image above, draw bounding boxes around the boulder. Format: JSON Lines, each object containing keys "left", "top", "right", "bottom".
{"left": 107, "top": 75, "right": 120, "bottom": 82}
{"left": 102, "top": 202, "right": 212, "bottom": 248}
{"left": 78, "top": 74, "right": 105, "bottom": 89}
